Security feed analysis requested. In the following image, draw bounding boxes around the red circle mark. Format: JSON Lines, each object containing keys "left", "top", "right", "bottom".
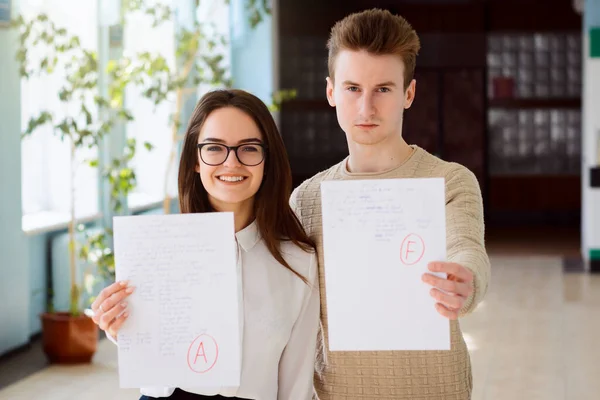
{"left": 400, "top": 233, "right": 426, "bottom": 265}
{"left": 187, "top": 334, "right": 219, "bottom": 373}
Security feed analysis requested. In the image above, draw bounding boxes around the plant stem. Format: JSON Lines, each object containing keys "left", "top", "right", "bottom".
{"left": 69, "top": 137, "right": 79, "bottom": 316}
{"left": 180, "top": 87, "right": 197, "bottom": 96}
{"left": 163, "top": 52, "right": 197, "bottom": 214}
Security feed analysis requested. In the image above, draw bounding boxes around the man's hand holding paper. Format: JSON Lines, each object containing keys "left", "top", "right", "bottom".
{"left": 423, "top": 261, "right": 474, "bottom": 320}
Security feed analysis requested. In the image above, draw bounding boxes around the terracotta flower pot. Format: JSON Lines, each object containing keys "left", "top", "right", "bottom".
{"left": 40, "top": 312, "right": 98, "bottom": 364}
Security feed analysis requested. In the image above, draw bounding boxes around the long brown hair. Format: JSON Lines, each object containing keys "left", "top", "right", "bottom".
{"left": 178, "top": 89, "right": 315, "bottom": 282}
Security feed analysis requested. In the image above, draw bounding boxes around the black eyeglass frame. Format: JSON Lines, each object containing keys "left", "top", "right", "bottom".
{"left": 196, "top": 142, "right": 268, "bottom": 166}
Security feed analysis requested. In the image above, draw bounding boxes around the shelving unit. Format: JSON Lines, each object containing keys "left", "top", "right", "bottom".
{"left": 486, "top": 31, "right": 582, "bottom": 169}
{"left": 488, "top": 98, "right": 581, "bottom": 109}
{"left": 485, "top": 0, "right": 583, "bottom": 225}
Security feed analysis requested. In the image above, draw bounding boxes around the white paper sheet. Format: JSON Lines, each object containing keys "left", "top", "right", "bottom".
{"left": 321, "top": 178, "right": 450, "bottom": 351}
{"left": 113, "top": 212, "right": 241, "bottom": 388}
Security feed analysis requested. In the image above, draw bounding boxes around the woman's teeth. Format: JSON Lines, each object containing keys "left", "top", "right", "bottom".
{"left": 218, "top": 176, "right": 246, "bottom": 182}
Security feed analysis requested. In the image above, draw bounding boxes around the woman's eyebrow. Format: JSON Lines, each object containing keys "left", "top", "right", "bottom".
{"left": 202, "top": 137, "right": 263, "bottom": 144}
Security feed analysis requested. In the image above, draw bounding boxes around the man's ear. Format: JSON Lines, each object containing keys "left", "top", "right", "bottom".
{"left": 326, "top": 77, "right": 336, "bottom": 107}
{"left": 404, "top": 79, "right": 416, "bottom": 109}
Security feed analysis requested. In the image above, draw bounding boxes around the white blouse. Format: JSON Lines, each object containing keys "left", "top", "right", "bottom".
{"left": 108, "top": 220, "right": 320, "bottom": 400}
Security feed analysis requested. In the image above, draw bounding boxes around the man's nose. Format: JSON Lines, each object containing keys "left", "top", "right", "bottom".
{"left": 359, "top": 92, "right": 375, "bottom": 116}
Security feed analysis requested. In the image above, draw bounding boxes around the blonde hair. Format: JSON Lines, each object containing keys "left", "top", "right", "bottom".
{"left": 327, "top": 8, "right": 421, "bottom": 90}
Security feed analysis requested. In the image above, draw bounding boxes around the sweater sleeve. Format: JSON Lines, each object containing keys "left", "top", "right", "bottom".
{"left": 289, "top": 186, "right": 300, "bottom": 217}
{"left": 444, "top": 165, "right": 491, "bottom": 316}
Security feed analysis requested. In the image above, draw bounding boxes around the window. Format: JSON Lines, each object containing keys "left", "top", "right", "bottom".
{"left": 123, "top": 0, "right": 177, "bottom": 210}
{"left": 21, "top": 0, "right": 100, "bottom": 233}
{"left": 125, "top": 0, "right": 231, "bottom": 211}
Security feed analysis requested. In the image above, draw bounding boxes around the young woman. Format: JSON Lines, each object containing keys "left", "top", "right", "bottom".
{"left": 91, "top": 89, "right": 320, "bottom": 400}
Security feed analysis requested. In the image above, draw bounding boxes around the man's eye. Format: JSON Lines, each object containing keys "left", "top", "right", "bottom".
{"left": 347, "top": 86, "right": 359, "bottom": 92}
{"left": 378, "top": 87, "right": 390, "bottom": 93}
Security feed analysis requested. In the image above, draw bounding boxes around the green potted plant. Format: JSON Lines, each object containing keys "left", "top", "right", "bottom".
{"left": 12, "top": 13, "right": 134, "bottom": 363}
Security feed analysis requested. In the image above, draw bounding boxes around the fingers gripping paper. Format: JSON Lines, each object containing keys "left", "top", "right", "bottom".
{"left": 320, "top": 178, "right": 450, "bottom": 351}
{"left": 113, "top": 213, "right": 241, "bottom": 388}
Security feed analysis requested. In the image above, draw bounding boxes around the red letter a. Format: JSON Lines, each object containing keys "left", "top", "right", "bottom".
{"left": 194, "top": 342, "right": 208, "bottom": 364}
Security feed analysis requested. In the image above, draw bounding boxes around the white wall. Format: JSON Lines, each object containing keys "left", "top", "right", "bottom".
{"left": 229, "top": 0, "right": 274, "bottom": 105}
{"left": 582, "top": 0, "right": 600, "bottom": 263}
{"left": 0, "top": 0, "right": 31, "bottom": 355}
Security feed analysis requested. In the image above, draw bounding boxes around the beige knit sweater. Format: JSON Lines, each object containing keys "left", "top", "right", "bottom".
{"left": 290, "top": 145, "right": 491, "bottom": 400}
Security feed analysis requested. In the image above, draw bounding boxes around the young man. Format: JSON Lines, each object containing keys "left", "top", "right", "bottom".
{"left": 290, "top": 8, "right": 491, "bottom": 400}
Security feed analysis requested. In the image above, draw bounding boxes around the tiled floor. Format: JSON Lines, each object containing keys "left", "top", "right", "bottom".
{"left": 461, "top": 256, "right": 600, "bottom": 400}
{"left": 0, "top": 337, "right": 139, "bottom": 400}
{"left": 0, "top": 337, "right": 47, "bottom": 391}
{"left": 1, "top": 250, "right": 599, "bottom": 398}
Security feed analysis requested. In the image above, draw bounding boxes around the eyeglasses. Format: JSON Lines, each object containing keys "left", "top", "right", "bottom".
{"left": 197, "top": 143, "right": 267, "bottom": 166}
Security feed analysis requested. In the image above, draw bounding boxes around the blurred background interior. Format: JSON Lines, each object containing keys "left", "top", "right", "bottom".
{"left": 1, "top": 0, "right": 600, "bottom": 399}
